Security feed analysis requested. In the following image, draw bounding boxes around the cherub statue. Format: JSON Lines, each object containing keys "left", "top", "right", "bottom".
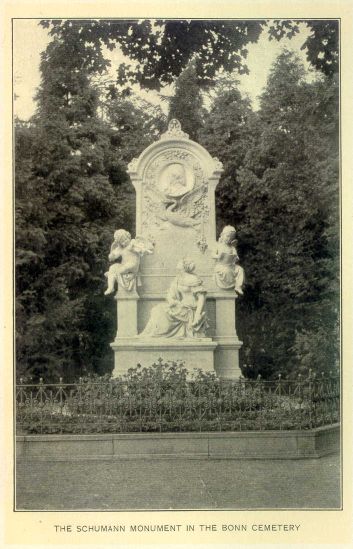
{"left": 104, "top": 229, "right": 154, "bottom": 295}
{"left": 213, "top": 225, "right": 245, "bottom": 295}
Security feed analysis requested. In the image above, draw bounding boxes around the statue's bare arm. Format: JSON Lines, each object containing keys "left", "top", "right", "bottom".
{"left": 108, "top": 246, "right": 122, "bottom": 262}
{"left": 192, "top": 292, "right": 206, "bottom": 326}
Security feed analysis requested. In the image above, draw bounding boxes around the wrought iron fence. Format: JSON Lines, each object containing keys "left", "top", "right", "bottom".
{"left": 16, "top": 372, "right": 340, "bottom": 435}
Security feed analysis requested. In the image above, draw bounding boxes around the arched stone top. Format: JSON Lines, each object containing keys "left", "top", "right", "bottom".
{"left": 127, "top": 119, "right": 224, "bottom": 286}
{"left": 128, "top": 119, "right": 223, "bottom": 182}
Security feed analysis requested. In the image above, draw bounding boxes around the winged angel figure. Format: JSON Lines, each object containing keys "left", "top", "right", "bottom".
{"left": 104, "top": 230, "right": 154, "bottom": 295}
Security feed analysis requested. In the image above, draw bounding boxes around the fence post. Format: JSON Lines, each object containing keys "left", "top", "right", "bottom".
{"left": 18, "top": 378, "right": 24, "bottom": 405}
{"left": 321, "top": 371, "right": 327, "bottom": 425}
{"left": 257, "top": 374, "right": 263, "bottom": 431}
{"left": 78, "top": 377, "right": 83, "bottom": 434}
{"left": 236, "top": 376, "right": 242, "bottom": 431}
{"left": 308, "top": 368, "right": 313, "bottom": 429}
{"left": 297, "top": 374, "right": 303, "bottom": 430}
{"left": 278, "top": 374, "right": 282, "bottom": 430}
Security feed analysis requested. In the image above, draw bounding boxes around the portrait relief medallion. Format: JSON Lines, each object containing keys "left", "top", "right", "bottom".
{"left": 159, "top": 162, "right": 194, "bottom": 197}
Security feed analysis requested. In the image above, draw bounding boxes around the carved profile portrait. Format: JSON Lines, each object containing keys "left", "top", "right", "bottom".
{"left": 159, "top": 162, "right": 194, "bottom": 197}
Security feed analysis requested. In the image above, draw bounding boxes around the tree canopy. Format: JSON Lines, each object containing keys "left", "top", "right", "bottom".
{"left": 40, "top": 19, "right": 339, "bottom": 91}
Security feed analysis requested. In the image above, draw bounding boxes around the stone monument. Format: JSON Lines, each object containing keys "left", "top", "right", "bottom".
{"left": 107, "top": 119, "right": 243, "bottom": 379}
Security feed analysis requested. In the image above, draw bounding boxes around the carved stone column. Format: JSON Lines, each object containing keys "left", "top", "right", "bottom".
{"left": 213, "top": 295, "right": 242, "bottom": 380}
{"left": 115, "top": 292, "right": 139, "bottom": 339}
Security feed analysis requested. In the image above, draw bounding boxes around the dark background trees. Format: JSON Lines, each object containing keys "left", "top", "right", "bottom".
{"left": 201, "top": 51, "right": 339, "bottom": 378}
{"left": 15, "top": 19, "right": 339, "bottom": 380}
{"left": 15, "top": 28, "right": 165, "bottom": 381}
{"left": 241, "top": 51, "right": 339, "bottom": 378}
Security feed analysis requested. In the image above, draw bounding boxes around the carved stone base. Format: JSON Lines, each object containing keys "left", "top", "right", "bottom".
{"left": 214, "top": 337, "right": 243, "bottom": 380}
{"left": 111, "top": 336, "right": 242, "bottom": 380}
{"left": 111, "top": 338, "right": 218, "bottom": 377}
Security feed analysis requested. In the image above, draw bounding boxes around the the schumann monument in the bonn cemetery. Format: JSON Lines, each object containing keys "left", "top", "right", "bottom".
{"left": 105, "top": 119, "right": 244, "bottom": 380}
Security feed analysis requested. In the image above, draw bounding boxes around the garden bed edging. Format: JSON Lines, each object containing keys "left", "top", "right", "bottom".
{"left": 16, "top": 424, "right": 340, "bottom": 461}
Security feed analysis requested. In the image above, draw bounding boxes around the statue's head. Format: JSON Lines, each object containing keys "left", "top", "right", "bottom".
{"left": 113, "top": 229, "right": 131, "bottom": 248}
{"left": 220, "top": 225, "right": 237, "bottom": 245}
{"left": 169, "top": 164, "right": 186, "bottom": 186}
{"left": 177, "top": 257, "right": 196, "bottom": 274}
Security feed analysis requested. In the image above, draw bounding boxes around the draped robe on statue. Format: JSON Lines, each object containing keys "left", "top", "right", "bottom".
{"left": 140, "top": 273, "right": 208, "bottom": 339}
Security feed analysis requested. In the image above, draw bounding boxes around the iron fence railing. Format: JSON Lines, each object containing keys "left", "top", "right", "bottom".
{"left": 16, "top": 372, "right": 340, "bottom": 435}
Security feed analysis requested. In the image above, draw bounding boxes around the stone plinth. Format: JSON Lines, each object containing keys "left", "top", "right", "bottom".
{"left": 111, "top": 337, "right": 217, "bottom": 377}
{"left": 114, "top": 293, "right": 139, "bottom": 338}
{"left": 111, "top": 292, "right": 242, "bottom": 379}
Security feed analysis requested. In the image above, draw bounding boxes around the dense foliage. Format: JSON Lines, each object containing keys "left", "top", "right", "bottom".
{"left": 40, "top": 19, "right": 339, "bottom": 90}
{"left": 201, "top": 51, "right": 339, "bottom": 378}
{"left": 15, "top": 21, "right": 339, "bottom": 381}
{"left": 199, "top": 77, "right": 257, "bottom": 233}
{"left": 15, "top": 30, "right": 165, "bottom": 381}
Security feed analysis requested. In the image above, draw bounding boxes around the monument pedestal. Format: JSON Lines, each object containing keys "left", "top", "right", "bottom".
{"left": 111, "top": 337, "right": 218, "bottom": 377}
{"left": 111, "top": 292, "right": 242, "bottom": 379}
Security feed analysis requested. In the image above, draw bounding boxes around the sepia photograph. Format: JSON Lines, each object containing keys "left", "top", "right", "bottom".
{"left": 13, "top": 16, "right": 341, "bottom": 518}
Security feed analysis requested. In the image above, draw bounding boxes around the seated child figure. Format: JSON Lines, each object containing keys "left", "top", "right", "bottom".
{"left": 213, "top": 225, "right": 244, "bottom": 295}
{"left": 104, "top": 229, "right": 153, "bottom": 295}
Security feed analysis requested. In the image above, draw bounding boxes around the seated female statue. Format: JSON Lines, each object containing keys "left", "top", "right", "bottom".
{"left": 139, "top": 258, "right": 208, "bottom": 339}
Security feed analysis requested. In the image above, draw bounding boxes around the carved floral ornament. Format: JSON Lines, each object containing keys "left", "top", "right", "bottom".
{"left": 145, "top": 149, "right": 201, "bottom": 185}
{"left": 126, "top": 120, "right": 222, "bottom": 253}
{"left": 160, "top": 119, "right": 190, "bottom": 141}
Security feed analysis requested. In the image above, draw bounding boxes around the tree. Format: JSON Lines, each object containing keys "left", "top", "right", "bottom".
{"left": 233, "top": 50, "right": 339, "bottom": 378}
{"left": 40, "top": 19, "right": 339, "bottom": 92}
{"left": 15, "top": 35, "right": 165, "bottom": 381}
{"left": 168, "top": 61, "right": 205, "bottom": 140}
{"left": 199, "top": 77, "right": 257, "bottom": 232}
{"left": 268, "top": 19, "right": 339, "bottom": 77}
{"left": 15, "top": 120, "right": 50, "bottom": 379}
{"left": 40, "top": 20, "right": 265, "bottom": 90}
{"left": 16, "top": 21, "right": 339, "bottom": 381}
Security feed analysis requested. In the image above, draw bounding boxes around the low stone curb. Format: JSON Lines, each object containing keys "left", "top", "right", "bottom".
{"left": 16, "top": 424, "right": 339, "bottom": 461}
